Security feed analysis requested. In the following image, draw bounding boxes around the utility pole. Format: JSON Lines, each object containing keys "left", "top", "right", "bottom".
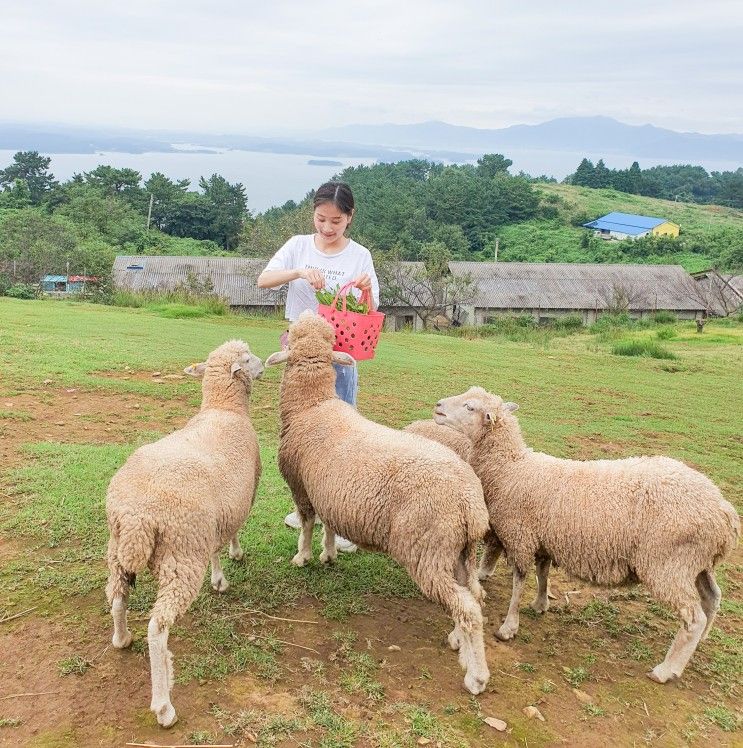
{"left": 146, "top": 193, "right": 154, "bottom": 230}
{"left": 494, "top": 237, "right": 499, "bottom": 263}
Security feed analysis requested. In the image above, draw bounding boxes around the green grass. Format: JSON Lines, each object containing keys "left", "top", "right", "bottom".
{"left": 57, "top": 655, "right": 92, "bottom": 676}
{"left": 611, "top": 338, "right": 677, "bottom": 359}
{"left": 1, "top": 298, "right": 742, "bottom": 747}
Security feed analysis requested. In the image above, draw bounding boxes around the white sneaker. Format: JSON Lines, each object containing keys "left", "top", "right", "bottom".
{"left": 284, "top": 511, "right": 320, "bottom": 529}
{"left": 335, "top": 536, "right": 358, "bottom": 553}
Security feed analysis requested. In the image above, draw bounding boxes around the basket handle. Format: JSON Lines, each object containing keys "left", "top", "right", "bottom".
{"left": 331, "top": 280, "right": 362, "bottom": 313}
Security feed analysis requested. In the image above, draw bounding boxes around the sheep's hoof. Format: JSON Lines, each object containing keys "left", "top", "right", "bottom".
{"left": 153, "top": 702, "right": 177, "bottom": 728}
{"left": 319, "top": 551, "right": 336, "bottom": 565}
{"left": 530, "top": 599, "right": 549, "bottom": 614}
{"left": 211, "top": 576, "right": 229, "bottom": 593}
{"left": 477, "top": 570, "right": 493, "bottom": 582}
{"left": 229, "top": 548, "right": 244, "bottom": 561}
{"left": 292, "top": 552, "right": 310, "bottom": 567}
{"left": 464, "top": 670, "right": 489, "bottom": 695}
{"left": 112, "top": 631, "right": 132, "bottom": 649}
{"left": 495, "top": 625, "right": 517, "bottom": 642}
{"left": 646, "top": 665, "right": 677, "bottom": 684}
{"left": 448, "top": 629, "right": 462, "bottom": 651}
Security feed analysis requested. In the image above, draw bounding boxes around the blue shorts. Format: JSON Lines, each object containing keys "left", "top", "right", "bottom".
{"left": 333, "top": 361, "right": 358, "bottom": 407}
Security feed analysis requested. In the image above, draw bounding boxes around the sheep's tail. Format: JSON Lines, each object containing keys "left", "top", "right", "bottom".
{"left": 105, "top": 512, "right": 157, "bottom": 603}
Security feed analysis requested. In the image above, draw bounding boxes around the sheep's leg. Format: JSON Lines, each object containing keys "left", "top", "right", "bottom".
{"left": 450, "top": 584, "right": 489, "bottom": 695}
{"left": 531, "top": 557, "right": 551, "bottom": 614}
{"left": 106, "top": 538, "right": 133, "bottom": 649}
{"left": 648, "top": 602, "right": 707, "bottom": 684}
{"left": 319, "top": 525, "right": 338, "bottom": 565}
{"left": 229, "top": 534, "right": 244, "bottom": 561}
{"left": 496, "top": 567, "right": 527, "bottom": 641}
{"left": 111, "top": 592, "right": 132, "bottom": 648}
{"left": 148, "top": 617, "right": 176, "bottom": 728}
{"left": 450, "top": 544, "right": 485, "bottom": 651}
{"left": 292, "top": 510, "right": 316, "bottom": 567}
{"left": 148, "top": 553, "right": 208, "bottom": 728}
{"left": 210, "top": 553, "right": 229, "bottom": 593}
{"left": 478, "top": 530, "right": 503, "bottom": 581}
{"left": 695, "top": 569, "right": 721, "bottom": 641}
{"left": 416, "top": 568, "right": 489, "bottom": 695}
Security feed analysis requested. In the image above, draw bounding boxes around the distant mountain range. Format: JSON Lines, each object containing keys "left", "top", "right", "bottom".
{"left": 1, "top": 117, "right": 741, "bottom": 172}
{"left": 316, "top": 117, "right": 743, "bottom": 163}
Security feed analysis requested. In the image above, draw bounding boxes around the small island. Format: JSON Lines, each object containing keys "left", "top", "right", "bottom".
{"left": 307, "top": 159, "right": 343, "bottom": 166}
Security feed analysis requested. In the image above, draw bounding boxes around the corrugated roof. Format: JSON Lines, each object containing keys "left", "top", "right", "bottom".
{"left": 112, "top": 256, "right": 706, "bottom": 313}
{"left": 583, "top": 211, "right": 670, "bottom": 235}
{"left": 112, "top": 256, "right": 286, "bottom": 306}
{"left": 448, "top": 261, "right": 705, "bottom": 311}
{"left": 42, "top": 275, "right": 67, "bottom": 283}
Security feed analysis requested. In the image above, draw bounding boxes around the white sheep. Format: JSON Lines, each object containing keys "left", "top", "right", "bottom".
{"left": 403, "top": 419, "right": 471, "bottom": 461}
{"left": 265, "top": 312, "right": 491, "bottom": 694}
{"left": 104, "top": 340, "right": 264, "bottom": 727}
{"left": 434, "top": 386, "right": 740, "bottom": 684}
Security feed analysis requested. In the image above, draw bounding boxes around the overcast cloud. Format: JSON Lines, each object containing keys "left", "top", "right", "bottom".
{"left": 2, "top": 0, "right": 742, "bottom": 135}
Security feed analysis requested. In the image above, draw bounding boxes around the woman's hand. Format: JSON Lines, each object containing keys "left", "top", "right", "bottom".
{"left": 299, "top": 268, "right": 326, "bottom": 290}
{"left": 353, "top": 273, "right": 372, "bottom": 292}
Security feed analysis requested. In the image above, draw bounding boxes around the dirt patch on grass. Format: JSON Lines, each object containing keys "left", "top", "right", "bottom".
{"left": 0, "top": 387, "right": 190, "bottom": 468}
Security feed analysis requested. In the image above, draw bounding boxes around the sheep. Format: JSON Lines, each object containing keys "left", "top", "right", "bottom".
{"left": 104, "top": 340, "right": 264, "bottom": 727}
{"left": 403, "top": 419, "right": 471, "bottom": 461}
{"left": 265, "top": 311, "right": 491, "bottom": 694}
{"left": 434, "top": 386, "right": 740, "bottom": 684}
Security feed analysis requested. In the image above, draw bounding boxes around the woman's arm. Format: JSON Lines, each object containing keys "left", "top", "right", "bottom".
{"left": 257, "top": 267, "right": 326, "bottom": 290}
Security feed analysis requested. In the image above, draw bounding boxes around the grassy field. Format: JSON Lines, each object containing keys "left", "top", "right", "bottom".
{"left": 497, "top": 183, "right": 743, "bottom": 270}
{"left": 0, "top": 297, "right": 741, "bottom": 747}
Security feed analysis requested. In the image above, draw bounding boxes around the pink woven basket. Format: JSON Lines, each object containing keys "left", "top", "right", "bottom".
{"left": 317, "top": 281, "right": 385, "bottom": 361}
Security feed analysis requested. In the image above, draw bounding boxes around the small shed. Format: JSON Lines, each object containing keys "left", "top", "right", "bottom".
{"left": 40, "top": 275, "right": 98, "bottom": 294}
{"left": 583, "top": 212, "right": 680, "bottom": 240}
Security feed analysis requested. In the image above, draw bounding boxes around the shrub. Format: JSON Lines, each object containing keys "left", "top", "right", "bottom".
{"left": 656, "top": 327, "right": 677, "bottom": 340}
{"left": 5, "top": 282, "right": 38, "bottom": 300}
{"left": 590, "top": 312, "right": 634, "bottom": 333}
{"left": 551, "top": 313, "right": 584, "bottom": 331}
{"left": 111, "top": 289, "right": 228, "bottom": 316}
{"left": 611, "top": 339, "right": 677, "bottom": 360}
{"left": 652, "top": 310, "right": 677, "bottom": 324}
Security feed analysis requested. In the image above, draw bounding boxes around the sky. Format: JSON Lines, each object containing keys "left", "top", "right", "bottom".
{"left": 2, "top": 0, "right": 742, "bottom": 136}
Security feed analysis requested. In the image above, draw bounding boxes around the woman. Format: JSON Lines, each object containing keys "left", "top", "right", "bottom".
{"left": 257, "top": 181, "right": 380, "bottom": 551}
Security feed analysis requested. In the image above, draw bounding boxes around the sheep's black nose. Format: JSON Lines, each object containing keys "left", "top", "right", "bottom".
{"left": 436, "top": 401, "right": 442, "bottom": 408}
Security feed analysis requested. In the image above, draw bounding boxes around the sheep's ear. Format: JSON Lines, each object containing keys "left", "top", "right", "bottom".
{"left": 503, "top": 402, "right": 519, "bottom": 413}
{"left": 184, "top": 362, "right": 206, "bottom": 378}
{"left": 230, "top": 361, "right": 242, "bottom": 378}
{"left": 265, "top": 350, "right": 289, "bottom": 367}
{"left": 332, "top": 351, "right": 355, "bottom": 366}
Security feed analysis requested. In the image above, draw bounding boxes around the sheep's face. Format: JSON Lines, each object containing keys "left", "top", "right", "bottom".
{"left": 184, "top": 340, "right": 264, "bottom": 384}
{"left": 434, "top": 387, "right": 518, "bottom": 436}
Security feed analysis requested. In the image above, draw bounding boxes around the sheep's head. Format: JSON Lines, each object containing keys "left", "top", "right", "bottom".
{"left": 265, "top": 311, "right": 355, "bottom": 368}
{"left": 434, "top": 387, "right": 518, "bottom": 437}
{"left": 184, "top": 339, "right": 264, "bottom": 384}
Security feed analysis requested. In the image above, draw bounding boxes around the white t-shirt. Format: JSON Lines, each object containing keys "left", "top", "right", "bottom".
{"left": 263, "top": 234, "right": 380, "bottom": 322}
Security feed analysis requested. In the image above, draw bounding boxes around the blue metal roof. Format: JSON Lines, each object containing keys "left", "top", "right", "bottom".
{"left": 42, "top": 275, "right": 68, "bottom": 282}
{"left": 583, "top": 212, "right": 668, "bottom": 235}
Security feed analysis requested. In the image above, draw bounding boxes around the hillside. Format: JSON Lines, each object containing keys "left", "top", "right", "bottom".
{"left": 496, "top": 183, "right": 743, "bottom": 271}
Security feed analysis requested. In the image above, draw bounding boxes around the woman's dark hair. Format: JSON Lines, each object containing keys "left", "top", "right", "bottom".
{"left": 313, "top": 181, "right": 355, "bottom": 215}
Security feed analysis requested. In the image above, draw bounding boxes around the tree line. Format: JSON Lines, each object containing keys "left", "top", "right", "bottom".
{"left": 1, "top": 149, "right": 741, "bottom": 297}
{"left": 566, "top": 158, "right": 743, "bottom": 209}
